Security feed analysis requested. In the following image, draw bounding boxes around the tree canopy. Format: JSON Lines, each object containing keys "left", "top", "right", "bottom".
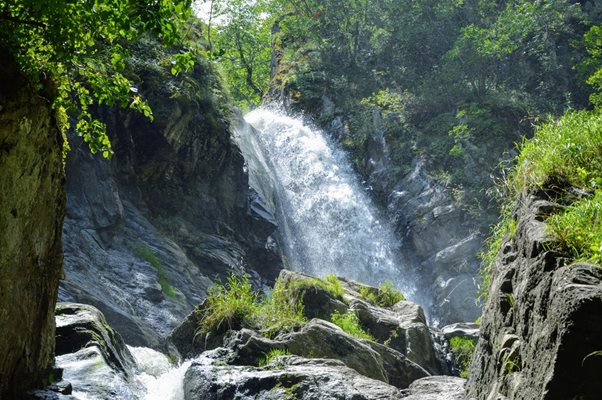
{"left": 0, "top": 0, "right": 195, "bottom": 156}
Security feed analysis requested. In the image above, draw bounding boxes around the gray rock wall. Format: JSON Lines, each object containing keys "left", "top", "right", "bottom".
{"left": 466, "top": 193, "right": 602, "bottom": 399}
{"left": 60, "top": 43, "right": 281, "bottom": 349}
{"left": 0, "top": 49, "right": 65, "bottom": 397}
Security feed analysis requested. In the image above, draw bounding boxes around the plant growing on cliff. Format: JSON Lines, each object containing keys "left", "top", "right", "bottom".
{"left": 201, "top": 274, "right": 260, "bottom": 332}
{"left": 510, "top": 110, "right": 602, "bottom": 264}
{"left": 449, "top": 336, "right": 476, "bottom": 378}
{"left": 199, "top": 274, "right": 306, "bottom": 336}
{"left": 258, "top": 349, "right": 291, "bottom": 368}
{"left": 285, "top": 274, "right": 345, "bottom": 302}
{"left": 359, "top": 281, "right": 405, "bottom": 308}
{"left": 0, "top": 0, "right": 195, "bottom": 156}
{"left": 330, "top": 310, "right": 374, "bottom": 341}
{"left": 135, "top": 243, "right": 176, "bottom": 299}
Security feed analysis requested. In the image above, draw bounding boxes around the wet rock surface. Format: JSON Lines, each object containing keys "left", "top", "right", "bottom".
{"left": 466, "top": 194, "right": 602, "bottom": 400}
{"left": 52, "top": 303, "right": 139, "bottom": 400}
{"left": 184, "top": 355, "right": 404, "bottom": 400}
{"left": 170, "top": 270, "right": 473, "bottom": 397}
{"left": 386, "top": 159, "right": 483, "bottom": 325}
{"left": 60, "top": 38, "right": 281, "bottom": 350}
{"left": 403, "top": 376, "right": 466, "bottom": 400}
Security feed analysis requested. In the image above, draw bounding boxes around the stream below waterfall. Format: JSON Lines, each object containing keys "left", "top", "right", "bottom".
{"left": 57, "top": 108, "right": 417, "bottom": 399}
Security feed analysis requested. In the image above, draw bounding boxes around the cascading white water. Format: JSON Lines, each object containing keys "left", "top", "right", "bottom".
{"left": 243, "top": 108, "right": 414, "bottom": 295}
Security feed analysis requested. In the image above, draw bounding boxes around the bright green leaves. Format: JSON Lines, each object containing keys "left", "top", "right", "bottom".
{"left": 206, "top": 0, "right": 274, "bottom": 109}
{"left": 0, "top": 0, "right": 194, "bottom": 157}
{"left": 583, "top": 25, "right": 602, "bottom": 108}
{"left": 171, "top": 52, "right": 196, "bottom": 75}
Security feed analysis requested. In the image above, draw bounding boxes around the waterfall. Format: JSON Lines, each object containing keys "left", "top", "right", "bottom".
{"left": 239, "top": 108, "right": 414, "bottom": 296}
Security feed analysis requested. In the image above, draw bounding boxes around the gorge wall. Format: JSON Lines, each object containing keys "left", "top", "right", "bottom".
{"left": 0, "top": 49, "right": 65, "bottom": 397}
{"left": 466, "top": 192, "right": 602, "bottom": 399}
{"left": 59, "top": 37, "right": 281, "bottom": 350}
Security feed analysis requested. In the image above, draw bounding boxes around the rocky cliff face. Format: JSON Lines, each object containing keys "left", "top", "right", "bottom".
{"left": 60, "top": 38, "right": 281, "bottom": 349}
{"left": 466, "top": 193, "right": 602, "bottom": 399}
{"left": 0, "top": 49, "right": 65, "bottom": 397}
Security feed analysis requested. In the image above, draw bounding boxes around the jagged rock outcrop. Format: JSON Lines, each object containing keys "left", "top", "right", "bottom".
{"left": 52, "top": 303, "right": 138, "bottom": 399}
{"left": 221, "top": 320, "right": 430, "bottom": 389}
{"left": 0, "top": 48, "right": 65, "bottom": 397}
{"left": 60, "top": 38, "right": 281, "bottom": 349}
{"left": 466, "top": 193, "right": 602, "bottom": 399}
{"left": 184, "top": 354, "right": 404, "bottom": 400}
{"left": 169, "top": 270, "right": 473, "bottom": 393}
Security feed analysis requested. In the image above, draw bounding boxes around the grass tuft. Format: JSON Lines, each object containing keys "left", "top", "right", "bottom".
{"left": 449, "top": 336, "right": 476, "bottom": 378}
{"left": 548, "top": 191, "right": 602, "bottom": 264}
{"left": 511, "top": 110, "right": 602, "bottom": 193}
{"left": 359, "top": 281, "right": 405, "bottom": 308}
{"left": 199, "top": 274, "right": 306, "bottom": 337}
{"left": 330, "top": 310, "right": 375, "bottom": 341}
{"left": 258, "top": 349, "right": 291, "bottom": 368}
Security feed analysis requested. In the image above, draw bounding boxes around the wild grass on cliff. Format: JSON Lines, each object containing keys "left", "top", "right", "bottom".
{"left": 330, "top": 310, "right": 375, "bottom": 341}
{"left": 511, "top": 110, "right": 602, "bottom": 192}
{"left": 512, "top": 110, "right": 602, "bottom": 264}
{"left": 481, "top": 110, "right": 602, "bottom": 297}
{"left": 199, "top": 274, "right": 306, "bottom": 337}
{"left": 135, "top": 243, "right": 176, "bottom": 299}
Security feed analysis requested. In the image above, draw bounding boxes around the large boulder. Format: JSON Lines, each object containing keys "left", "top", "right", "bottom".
{"left": 222, "top": 318, "right": 429, "bottom": 389}
{"left": 403, "top": 376, "right": 465, "bottom": 400}
{"left": 0, "top": 47, "right": 65, "bottom": 397}
{"left": 466, "top": 194, "right": 602, "bottom": 400}
{"left": 351, "top": 298, "right": 446, "bottom": 375}
{"left": 53, "top": 303, "right": 139, "bottom": 399}
{"left": 184, "top": 355, "right": 404, "bottom": 400}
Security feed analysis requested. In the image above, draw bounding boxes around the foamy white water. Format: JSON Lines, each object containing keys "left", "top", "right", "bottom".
{"left": 129, "top": 346, "right": 192, "bottom": 400}
{"left": 241, "top": 108, "right": 413, "bottom": 294}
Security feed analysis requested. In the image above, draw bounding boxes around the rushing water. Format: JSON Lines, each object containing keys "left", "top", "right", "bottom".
{"left": 241, "top": 108, "right": 414, "bottom": 295}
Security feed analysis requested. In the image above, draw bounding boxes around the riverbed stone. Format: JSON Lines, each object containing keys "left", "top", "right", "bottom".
{"left": 184, "top": 355, "right": 404, "bottom": 400}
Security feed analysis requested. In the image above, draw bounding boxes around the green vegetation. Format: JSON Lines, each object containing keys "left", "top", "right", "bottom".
{"left": 359, "top": 281, "right": 405, "bottom": 308}
{"left": 0, "top": 0, "right": 195, "bottom": 156}
{"left": 135, "top": 243, "right": 176, "bottom": 299}
{"left": 511, "top": 111, "right": 602, "bottom": 193}
{"left": 480, "top": 110, "right": 602, "bottom": 298}
{"left": 449, "top": 336, "right": 477, "bottom": 379}
{"left": 285, "top": 274, "right": 345, "bottom": 302}
{"left": 204, "top": 3, "right": 602, "bottom": 280}
{"left": 330, "top": 310, "right": 374, "bottom": 341}
{"left": 548, "top": 192, "right": 602, "bottom": 264}
{"left": 199, "top": 274, "right": 306, "bottom": 337}
{"left": 258, "top": 349, "right": 291, "bottom": 368}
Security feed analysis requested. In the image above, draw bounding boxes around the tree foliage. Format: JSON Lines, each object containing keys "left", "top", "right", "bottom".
{"left": 0, "top": 0, "right": 194, "bottom": 156}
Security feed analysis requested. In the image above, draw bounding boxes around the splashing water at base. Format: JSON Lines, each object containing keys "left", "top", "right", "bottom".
{"left": 129, "top": 347, "right": 192, "bottom": 400}
{"left": 242, "top": 108, "right": 414, "bottom": 295}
